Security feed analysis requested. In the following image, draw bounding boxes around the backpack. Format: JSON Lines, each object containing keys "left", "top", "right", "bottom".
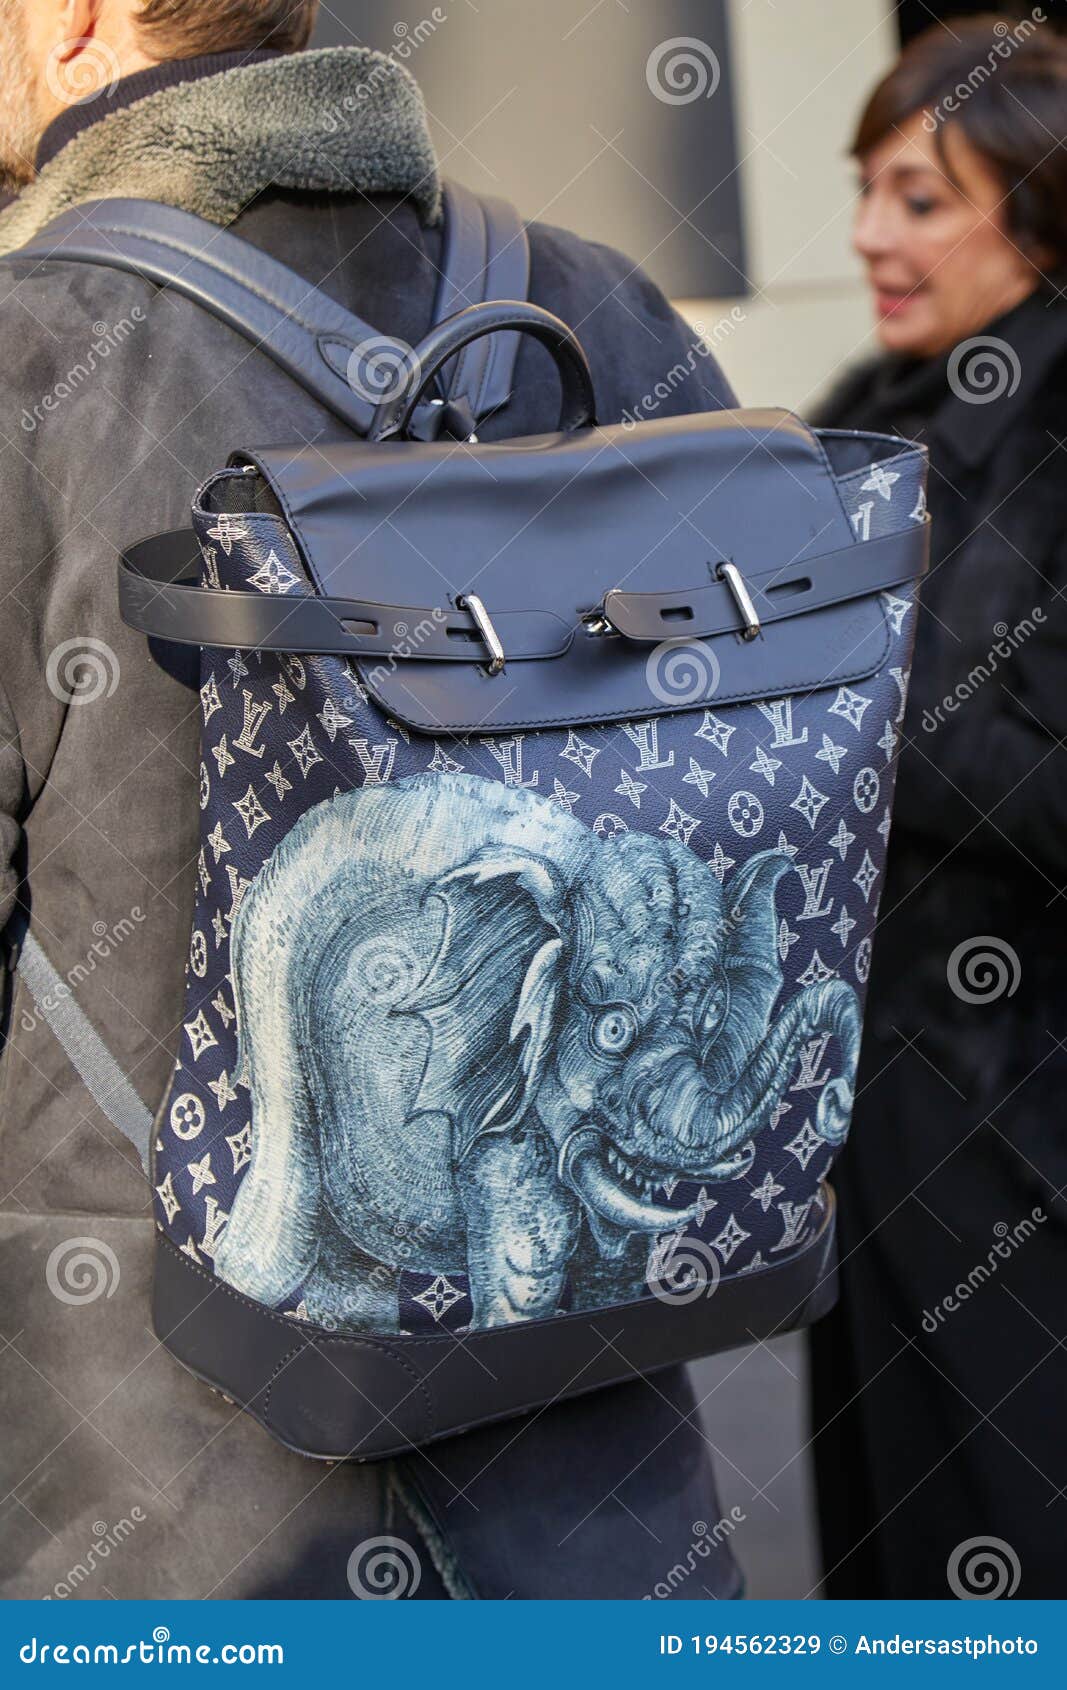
{"left": 21, "top": 184, "right": 928, "bottom": 1460}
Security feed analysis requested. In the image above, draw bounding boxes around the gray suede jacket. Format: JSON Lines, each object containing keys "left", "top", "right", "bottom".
{"left": 0, "top": 47, "right": 740, "bottom": 1599}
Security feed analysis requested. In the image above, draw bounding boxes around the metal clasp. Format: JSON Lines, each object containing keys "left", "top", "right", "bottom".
{"left": 458, "top": 593, "right": 505, "bottom": 675}
{"left": 581, "top": 608, "right": 616, "bottom": 637}
{"left": 716, "top": 562, "right": 761, "bottom": 641}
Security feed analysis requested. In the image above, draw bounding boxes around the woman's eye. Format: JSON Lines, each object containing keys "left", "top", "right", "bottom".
{"left": 905, "top": 196, "right": 937, "bottom": 216}
{"left": 591, "top": 1006, "right": 638, "bottom": 1056}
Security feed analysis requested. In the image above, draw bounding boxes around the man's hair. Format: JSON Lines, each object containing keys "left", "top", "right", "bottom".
{"left": 136, "top": 1, "right": 320, "bottom": 58}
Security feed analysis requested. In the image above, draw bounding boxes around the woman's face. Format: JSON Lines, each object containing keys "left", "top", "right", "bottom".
{"left": 854, "top": 113, "right": 1040, "bottom": 357}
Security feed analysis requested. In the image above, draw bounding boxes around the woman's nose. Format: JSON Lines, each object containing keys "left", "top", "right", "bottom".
{"left": 853, "top": 196, "right": 894, "bottom": 261}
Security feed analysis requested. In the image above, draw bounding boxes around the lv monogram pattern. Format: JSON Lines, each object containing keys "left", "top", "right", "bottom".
{"left": 154, "top": 445, "right": 925, "bottom": 1336}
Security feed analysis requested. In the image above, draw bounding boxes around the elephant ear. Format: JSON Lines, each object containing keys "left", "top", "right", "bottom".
{"left": 708, "top": 850, "right": 793, "bottom": 1087}
{"left": 404, "top": 847, "right": 570, "bottom": 1161}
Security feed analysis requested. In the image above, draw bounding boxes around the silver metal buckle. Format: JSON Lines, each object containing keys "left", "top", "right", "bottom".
{"left": 581, "top": 609, "right": 615, "bottom": 637}
{"left": 458, "top": 593, "right": 505, "bottom": 675}
{"left": 716, "top": 562, "right": 761, "bottom": 641}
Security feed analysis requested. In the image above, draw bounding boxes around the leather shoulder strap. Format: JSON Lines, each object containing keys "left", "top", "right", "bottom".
{"left": 12, "top": 183, "right": 530, "bottom": 437}
{"left": 434, "top": 180, "right": 529, "bottom": 421}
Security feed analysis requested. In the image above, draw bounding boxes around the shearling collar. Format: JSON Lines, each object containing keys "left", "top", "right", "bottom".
{"left": 0, "top": 46, "right": 441, "bottom": 256}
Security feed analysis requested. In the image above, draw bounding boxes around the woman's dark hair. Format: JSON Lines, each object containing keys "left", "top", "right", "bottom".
{"left": 852, "top": 13, "right": 1067, "bottom": 276}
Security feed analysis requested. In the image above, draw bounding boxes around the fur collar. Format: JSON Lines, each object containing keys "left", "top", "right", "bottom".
{"left": 0, "top": 47, "right": 441, "bottom": 255}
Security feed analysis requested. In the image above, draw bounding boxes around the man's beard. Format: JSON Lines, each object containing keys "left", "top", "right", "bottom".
{"left": 0, "top": 0, "right": 40, "bottom": 195}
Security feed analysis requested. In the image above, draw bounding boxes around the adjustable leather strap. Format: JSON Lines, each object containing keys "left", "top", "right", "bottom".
{"left": 14, "top": 184, "right": 529, "bottom": 437}
{"left": 119, "top": 519, "right": 928, "bottom": 662}
{"left": 603, "top": 522, "right": 930, "bottom": 642}
{"left": 119, "top": 531, "right": 571, "bottom": 661}
{"left": 433, "top": 181, "right": 529, "bottom": 422}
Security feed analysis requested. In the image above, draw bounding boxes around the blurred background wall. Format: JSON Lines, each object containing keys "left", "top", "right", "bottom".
{"left": 310, "top": 0, "right": 1046, "bottom": 1598}
{"left": 311, "top": 0, "right": 992, "bottom": 418}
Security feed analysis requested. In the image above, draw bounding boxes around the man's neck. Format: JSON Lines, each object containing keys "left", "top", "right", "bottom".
{"left": 35, "top": 48, "right": 282, "bottom": 173}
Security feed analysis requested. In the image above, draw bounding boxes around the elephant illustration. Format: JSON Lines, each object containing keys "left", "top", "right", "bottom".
{"left": 213, "top": 772, "right": 861, "bottom": 1332}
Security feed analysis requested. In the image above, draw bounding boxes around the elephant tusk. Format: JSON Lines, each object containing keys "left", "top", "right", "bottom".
{"left": 559, "top": 1129, "right": 698, "bottom": 1232}
{"left": 697, "top": 1140, "right": 756, "bottom": 1182}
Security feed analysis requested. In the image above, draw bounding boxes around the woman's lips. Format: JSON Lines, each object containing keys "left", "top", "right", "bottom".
{"left": 874, "top": 288, "right": 919, "bottom": 318}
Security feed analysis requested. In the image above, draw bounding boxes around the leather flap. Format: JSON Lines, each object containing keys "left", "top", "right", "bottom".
{"left": 241, "top": 408, "right": 898, "bottom": 734}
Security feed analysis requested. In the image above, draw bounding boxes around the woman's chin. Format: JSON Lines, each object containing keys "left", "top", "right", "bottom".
{"left": 874, "top": 310, "right": 937, "bottom": 357}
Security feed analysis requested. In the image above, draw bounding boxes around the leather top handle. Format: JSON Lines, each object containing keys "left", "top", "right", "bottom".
{"left": 371, "top": 301, "right": 598, "bottom": 442}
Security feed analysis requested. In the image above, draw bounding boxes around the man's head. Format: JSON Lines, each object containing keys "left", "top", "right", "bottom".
{"left": 0, "top": 0, "right": 320, "bottom": 193}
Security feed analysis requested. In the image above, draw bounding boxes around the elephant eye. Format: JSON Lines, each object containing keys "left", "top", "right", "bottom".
{"left": 591, "top": 1005, "right": 638, "bottom": 1057}
{"left": 697, "top": 972, "right": 730, "bottom": 1045}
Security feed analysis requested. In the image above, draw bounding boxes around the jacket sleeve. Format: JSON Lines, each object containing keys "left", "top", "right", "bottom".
{"left": 0, "top": 676, "right": 22, "bottom": 935}
{"left": 0, "top": 675, "right": 25, "bottom": 1055}
{"left": 893, "top": 561, "right": 1067, "bottom": 877}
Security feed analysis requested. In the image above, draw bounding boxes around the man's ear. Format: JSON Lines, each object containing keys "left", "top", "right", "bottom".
{"left": 32, "top": 0, "right": 150, "bottom": 120}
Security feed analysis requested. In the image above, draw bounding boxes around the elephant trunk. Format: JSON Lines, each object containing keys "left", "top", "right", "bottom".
{"left": 647, "top": 978, "right": 862, "bottom": 1174}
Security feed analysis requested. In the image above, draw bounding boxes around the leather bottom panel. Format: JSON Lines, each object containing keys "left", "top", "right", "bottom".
{"left": 152, "top": 1195, "right": 838, "bottom": 1461}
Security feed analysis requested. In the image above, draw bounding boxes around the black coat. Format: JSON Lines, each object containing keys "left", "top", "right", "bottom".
{"left": 809, "top": 293, "right": 1067, "bottom": 1596}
